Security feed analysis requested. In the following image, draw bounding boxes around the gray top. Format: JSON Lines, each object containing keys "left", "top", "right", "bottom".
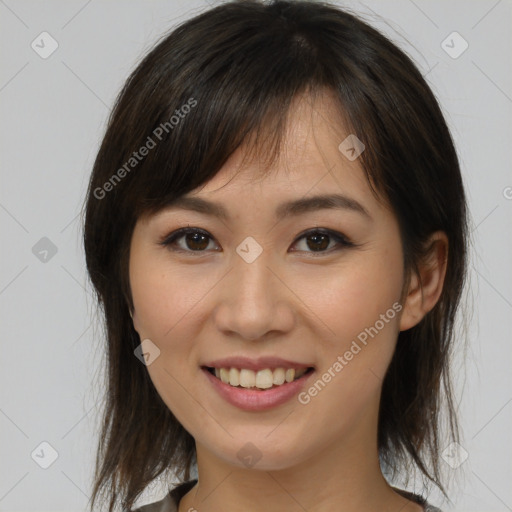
{"left": 129, "top": 480, "right": 443, "bottom": 512}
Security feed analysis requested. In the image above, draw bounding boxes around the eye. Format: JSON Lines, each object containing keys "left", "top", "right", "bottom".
{"left": 159, "top": 227, "right": 355, "bottom": 255}
{"left": 160, "top": 227, "right": 219, "bottom": 254}
{"left": 291, "top": 228, "right": 355, "bottom": 255}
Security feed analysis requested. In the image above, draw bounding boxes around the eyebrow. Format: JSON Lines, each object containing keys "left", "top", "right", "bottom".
{"left": 162, "top": 193, "right": 372, "bottom": 221}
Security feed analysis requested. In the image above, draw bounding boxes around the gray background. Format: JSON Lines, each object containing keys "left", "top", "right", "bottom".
{"left": 1, "top": 0, "right": 511, "bottom": 511}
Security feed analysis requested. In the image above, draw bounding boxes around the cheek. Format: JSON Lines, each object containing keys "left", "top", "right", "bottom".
{"left": 130, "top": 266, "right": 172, "bottom": 340}
{"left": 294, "top": 244, "right": 404, "bottom": 413}
{"left": 296, "top": 247, "right": 403, "bottom": 344}
{"left": 130, "top": 247, "right": 205, "bottom": 341}
{"left": 291, "top": 248, "right": 404, "bottom": 431}
{"left": 129, "top": 251, "right": 209, "bottom": 430}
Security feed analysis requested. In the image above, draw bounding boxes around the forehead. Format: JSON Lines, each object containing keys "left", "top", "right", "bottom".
{"left": 189, "top": 90, "right": 374, "bottom": 208}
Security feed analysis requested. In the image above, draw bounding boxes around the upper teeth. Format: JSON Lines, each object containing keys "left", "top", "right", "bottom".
{"left": 214, "top": 367, "right": 308, "bottom": 389}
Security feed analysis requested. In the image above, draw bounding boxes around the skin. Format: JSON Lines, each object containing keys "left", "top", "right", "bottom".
{"left": 129, "top": 90, "right": 448, "bottom": 512}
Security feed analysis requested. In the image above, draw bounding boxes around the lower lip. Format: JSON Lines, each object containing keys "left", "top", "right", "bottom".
{"left": 201, "top": 367, "right": 315, "bottom": 411}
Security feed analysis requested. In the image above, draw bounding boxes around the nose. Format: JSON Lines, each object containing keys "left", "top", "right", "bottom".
{"left": 212, "top": 249, "right": 295, "bottom": 341}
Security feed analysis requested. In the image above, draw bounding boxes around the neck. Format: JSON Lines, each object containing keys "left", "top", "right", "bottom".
{"left": 178, "top": 401, "right": 421, "bottom": 512}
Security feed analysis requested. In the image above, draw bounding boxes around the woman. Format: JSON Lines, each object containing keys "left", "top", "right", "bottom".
{"left": 82, "top": 1, "right": 469, "bottom": 511}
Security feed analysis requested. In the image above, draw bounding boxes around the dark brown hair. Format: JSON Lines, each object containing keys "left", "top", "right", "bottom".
{"left": 82, "top": 1, "right": 469, "bottom": 510}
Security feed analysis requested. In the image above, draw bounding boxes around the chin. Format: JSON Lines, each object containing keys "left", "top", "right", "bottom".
{"left": 209, "top": 435, "right": 310, "bottom": 472}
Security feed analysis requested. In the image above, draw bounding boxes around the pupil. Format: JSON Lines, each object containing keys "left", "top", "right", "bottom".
{"left": 307, "top": 234, "right": 328, "bottom": 251}
{"left": 186, "top": 232, "right": 208, "bottom": 250}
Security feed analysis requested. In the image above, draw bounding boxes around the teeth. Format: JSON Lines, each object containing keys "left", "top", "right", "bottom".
{"left": 256, "top": 369, "right": 273, "bottom": 389}
{"left": 285, "top": 369, "right": 295, "bottom": 383}
{"left": 211, "top": 367, "right": 309, "bottom": 389}
{"left": 240, "top": 369, "right": 256, "bottom": 388}
{"left": 229, "top": 367, "right": 239, "bottom": 386}
{"left": 273, "top": 368, "right": 286, "bottom": 385}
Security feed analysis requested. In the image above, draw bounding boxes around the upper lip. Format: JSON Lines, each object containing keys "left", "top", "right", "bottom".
{"left": 202, "top": 356, "right": 315, "bottom": 372}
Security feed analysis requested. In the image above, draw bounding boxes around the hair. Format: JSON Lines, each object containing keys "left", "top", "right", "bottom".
{"left": 82, "top": 1, "right": 469, "bottom": 510}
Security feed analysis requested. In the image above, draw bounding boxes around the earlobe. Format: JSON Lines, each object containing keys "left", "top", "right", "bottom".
{"left": 399, "top": 231, "right": 448, "bottom": 332}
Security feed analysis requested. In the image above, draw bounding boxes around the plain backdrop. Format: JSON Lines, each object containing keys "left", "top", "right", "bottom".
{"left": 1, "top": 1, "right": 511, "bottom": 511}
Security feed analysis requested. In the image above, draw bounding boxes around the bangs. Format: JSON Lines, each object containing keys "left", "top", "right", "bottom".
{"left": 120, "top": 47, "right": 341, "bottom": 220}
{"left": 102, "top": 2, "right": 387, "bottom": 222}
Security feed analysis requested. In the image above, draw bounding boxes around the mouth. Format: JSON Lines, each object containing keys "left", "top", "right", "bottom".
{"left": 201, "top": 365, "right": 315, "bottom": 391}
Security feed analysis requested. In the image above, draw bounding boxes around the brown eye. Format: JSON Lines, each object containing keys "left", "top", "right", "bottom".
{"left": 160, "top": 228, "right": 218, "bottom": 253}
{"left": 181, "top": 231, "right": 210, "bottom": 251}
{"left": 304, "top": 232, "right": 330, "bottom": 251}
{"left": 160, "top": 227, "right": 354, "bottom": 256}
{"left": 291, "top": 229, "right": 354, "bottom": 254}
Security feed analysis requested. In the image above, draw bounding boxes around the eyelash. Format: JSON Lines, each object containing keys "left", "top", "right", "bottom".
{"left": 158, "top": 227, "right": 356, "bottom": 257}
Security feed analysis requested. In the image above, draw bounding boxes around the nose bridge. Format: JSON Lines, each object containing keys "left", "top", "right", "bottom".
{"left": 213, "top": 242, "right": 293, "bottom": 340}
{"left": 235, "top": 247, "right": 274, "bottom": 301}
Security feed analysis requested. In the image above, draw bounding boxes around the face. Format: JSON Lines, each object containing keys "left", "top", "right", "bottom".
{"left": 129, "top": 91, "right": 407, "bottom": 471}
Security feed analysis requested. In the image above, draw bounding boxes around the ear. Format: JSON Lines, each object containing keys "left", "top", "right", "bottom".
{"left": 399, "top": 231, "right": 448, "bottom": 332}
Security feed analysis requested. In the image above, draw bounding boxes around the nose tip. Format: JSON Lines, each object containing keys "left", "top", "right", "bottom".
{"left": 210, "top": 246, "right": 297, "bottom": 340}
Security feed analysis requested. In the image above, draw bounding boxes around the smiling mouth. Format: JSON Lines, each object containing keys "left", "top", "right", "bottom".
{"left": 203, "top": 366, "right": 315, "bottom": 390}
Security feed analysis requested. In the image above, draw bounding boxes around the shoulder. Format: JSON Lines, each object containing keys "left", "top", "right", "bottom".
{"left": 126, "top": 480, "right": 198, "bottom": 512}
{"left": 127, "top": 482, "right": 443, "bottom": 512}
{"left": 129, "top": 493, "right": 176, "bottom": 512}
